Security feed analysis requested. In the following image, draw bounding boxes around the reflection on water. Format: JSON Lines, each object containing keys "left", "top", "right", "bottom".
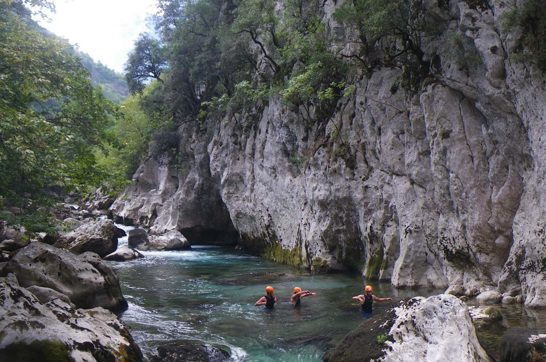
{"left": 110, "top": 243, "right": 546, "bottom": 361}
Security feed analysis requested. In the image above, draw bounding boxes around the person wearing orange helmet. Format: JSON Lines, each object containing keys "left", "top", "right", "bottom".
{"left": 290, "top": 286, "right": 316, "bottom": 307}
{"left": 255, "top": 285, "right": 277, "bottom": 309}
{"left": 352, "top": 284, "right": 391, "bottom": 318}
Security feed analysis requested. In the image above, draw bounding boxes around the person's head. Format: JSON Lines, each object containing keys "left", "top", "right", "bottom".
{"left": 364, "top": 285, "right": 373, "bottom": 294}
{"left": 293, "top": 287, "right": 302, "bottom": 294}
{"left": 265, "top": 286, "right": 275, "bottom": 296}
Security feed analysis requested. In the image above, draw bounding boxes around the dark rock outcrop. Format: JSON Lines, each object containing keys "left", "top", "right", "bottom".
{"left": 500, "top": 328, "right": 546, "bottom": 362}
{"left": 149, "top": 341, "right": 230, "bottom": 362}
{"left": 2, "top": 242, "right": 127, "bottom": 312}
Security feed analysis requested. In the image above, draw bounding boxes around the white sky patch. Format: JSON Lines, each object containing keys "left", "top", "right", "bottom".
{"left": 36, "top": 0, "right": 157, "bottom": 73}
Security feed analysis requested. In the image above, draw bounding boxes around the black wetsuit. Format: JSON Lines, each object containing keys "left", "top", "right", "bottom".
{"left": 361, "top": 294, "right": 373, "bottom": 315}
{"left": 293, "top": 296, "right": 301, "bottom": 308}
{"left": 264, "top": 295, "right": 275, "bottom": 309}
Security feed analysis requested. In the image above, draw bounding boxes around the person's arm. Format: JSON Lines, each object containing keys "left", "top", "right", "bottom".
{"left": 352, "top": 295, "right": 364, "bottom": 304}
{"left": 255, "top": 296, "right": 267, "bottom": 306}
{"left": 373, "top": 295, "right": 392, "bottom": 302}
{"left": 301, "top": 291, "right": 316, "bottom": 298}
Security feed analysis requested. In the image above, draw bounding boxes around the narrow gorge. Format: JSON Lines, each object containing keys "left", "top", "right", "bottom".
{"left": 113, "top": 0, "right": 546, "bottom": 307}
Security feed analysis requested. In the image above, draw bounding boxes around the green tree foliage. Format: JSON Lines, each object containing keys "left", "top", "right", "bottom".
{"left": 125, "top": 33, "right": 167, "bottom": 94}
{"left": 0, "top": 2, "right": 115, "bottom": 203}
{"left": 335, "top": 0, "right": 446, "bottom": 89}
{"left": 502, "top": 0, "right": 546, "bottom": 72}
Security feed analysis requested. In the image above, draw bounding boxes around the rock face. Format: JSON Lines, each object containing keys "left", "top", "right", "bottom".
{"left": 57, "top": 219, "right": 120, "bottom": 258}
{"left": 2, "top": 242, "right": 127, "bottom": 311}
{"left": 111, "top": 1, "right": 546, "bottom": 305}
{"left": 0, "top": 275, "right": 142, "bottom": 362}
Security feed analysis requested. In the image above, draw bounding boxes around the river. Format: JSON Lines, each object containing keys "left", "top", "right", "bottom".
{"left": 110, "top": 225, "right": 546, "bottom": 361}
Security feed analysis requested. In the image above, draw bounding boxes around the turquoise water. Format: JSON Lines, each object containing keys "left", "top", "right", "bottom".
{"left": 111, "top": 229, "right": 546, "bottom": 361}
{"left": 111, "top": 245, "right": 419, "bottom": 361}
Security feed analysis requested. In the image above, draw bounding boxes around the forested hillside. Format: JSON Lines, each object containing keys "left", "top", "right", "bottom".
{"left": 0, "top": 0, "right": 146, "bottom": 231}
{"left": 78, "top": 52, "right": 129, "bottom": 104}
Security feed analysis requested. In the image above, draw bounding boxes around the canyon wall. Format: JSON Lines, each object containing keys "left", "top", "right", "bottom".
{"left": 111, "top": 0, "right": 546, "bottom": 306}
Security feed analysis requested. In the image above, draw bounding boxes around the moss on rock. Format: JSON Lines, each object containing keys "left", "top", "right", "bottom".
{"left": 262, "top": 242, "right": 302, "bottom": 267}
{"left": 0, "top": 340, "right": 70, "bottom": 362}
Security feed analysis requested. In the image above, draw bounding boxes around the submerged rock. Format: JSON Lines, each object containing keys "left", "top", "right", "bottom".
{"left": 2, "top": 242, "right": 127, "bottom": 312}
{"left": 0, "top": 275, "right": 143, "bottom": 362}
{"left": 500, "top": 328, "right": 546, "bottom": 362}
{"left": 104, "top": 246, "right": 144, "bottom": 261}
{"left": 149, "top": 340, "right": 230, "bottom": 362}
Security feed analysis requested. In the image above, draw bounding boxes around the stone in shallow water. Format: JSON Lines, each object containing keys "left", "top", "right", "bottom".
{"left": 104, "top": 246, "right": 144, "bottom": 261}
{"left": 149, "top": 340, "right": 230, "bottom": 362}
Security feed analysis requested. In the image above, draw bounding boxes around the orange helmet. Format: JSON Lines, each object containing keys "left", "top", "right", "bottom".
{"left": 265, "top": 286, "right": 275, "bottom": 295}
{"left": 364, "top": 285, "right": 373, "bottom": 293}
{"left": 293, "top": 287, "right": 302, "bottom": 294}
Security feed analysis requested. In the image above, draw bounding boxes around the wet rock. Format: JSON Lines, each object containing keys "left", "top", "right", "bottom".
{"left": 128, "top": 228, "right": 148, "bottom": 248}
{"left": 1, "top": 242, "right": 127, "bottom": 312}
{"left": 104, "top": 246, "right": 144, "bottom": 262}
{"left": 500, "top": 328, "right": 546, "bottom": 362}
{"left": 476, "top": 290, "right": 502, "bottom": 305}
{"left": 130, "top": 229, "right": 190, "bottom": 251}
{"left": 0, "top": 275, "right": 143, "bottom": 362}
{"left": 57, "top": 219, "right": 119, "bottom": 257}
{"left": 149, "top": 340, "right": 230, "bottom": 362}
{"left": 147, "top": 230, "right": 190, "bottom": 251}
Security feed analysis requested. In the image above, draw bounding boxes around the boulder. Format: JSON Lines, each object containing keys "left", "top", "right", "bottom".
{"left": 147, "top": 230, "right": 190, "bottom": 251}
{"left": 129, "top": 229, "right": 190, "bottom": 251}
{"left": 476, "top": 290, "right": 502, "bottom": 305}
{"left": 104, "top": 246, "right": 144, "bottom": 262}
{"left": 500, "top": 328, "right": 546, "bottom": 362}
{"left": 0, "top": 223, "right": 26, "bottom": 244}
{"left": 0, "top": 275, "right": 143, "bottom": 362}
{"left": 27, "top": 285, "right": 73, "bottom": 305}
{"left": 128, "top": 228, "right": 149, "bottom": 249}
{"left": 382, "top": 295, "right": 492, "bottom": 362}
{"left": 1, "top": 242, "right": 127, "bottom": 312}
{"left": 58, "top": 219, "right": 119, "bottom": 257}
{"left": 149, "top": 341, "right": 230, "bottom": 362}
{"left": 327, "top": 295, "right": 492, "bottom": 362}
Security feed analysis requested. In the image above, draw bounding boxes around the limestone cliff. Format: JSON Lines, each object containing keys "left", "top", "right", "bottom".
{"left": 111, "top": 0, "right": 546, "bottom": 306}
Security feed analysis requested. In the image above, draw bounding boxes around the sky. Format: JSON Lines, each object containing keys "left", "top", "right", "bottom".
{"left": 36, "top": 0, "right": 158, "bottom": 73}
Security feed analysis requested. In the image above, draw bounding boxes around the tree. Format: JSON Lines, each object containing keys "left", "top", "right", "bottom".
{"left": 0, "top": 2, "right": 114, "bottom": 202}
{"left": 125, "top": 33, "right": 167, "bottom": 94}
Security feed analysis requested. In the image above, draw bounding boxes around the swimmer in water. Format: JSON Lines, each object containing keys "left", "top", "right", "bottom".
{"left": 352, "top": 285, "right": 391, "bottom": 318}
{"left": 290, "top": 287, "right": 316, "bottom": 307}
{"left": 255, "top": 285, "right": 277, "bottom": 309}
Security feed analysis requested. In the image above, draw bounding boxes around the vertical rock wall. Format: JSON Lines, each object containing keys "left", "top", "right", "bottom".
{"left": 111, "top": 0, "right": 546, "bottom": 305}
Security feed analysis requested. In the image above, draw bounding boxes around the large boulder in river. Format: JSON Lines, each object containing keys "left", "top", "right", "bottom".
{"left": 326, "top": 295, "right": 492, "bottom": 362}
{"left": 104, "top": 246, "right": 144, "bottom": 262}
{"left": 0, "top": 275, "right": 143, "bottom": 362}
{"left": 129, "top": 229, "right": 190, "bottom": 251}
{"left": 57, "top": 219, "right": 120, "bottom": 257}
{"left": 1, "top": 242, "right": 127, "bottom": 312}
